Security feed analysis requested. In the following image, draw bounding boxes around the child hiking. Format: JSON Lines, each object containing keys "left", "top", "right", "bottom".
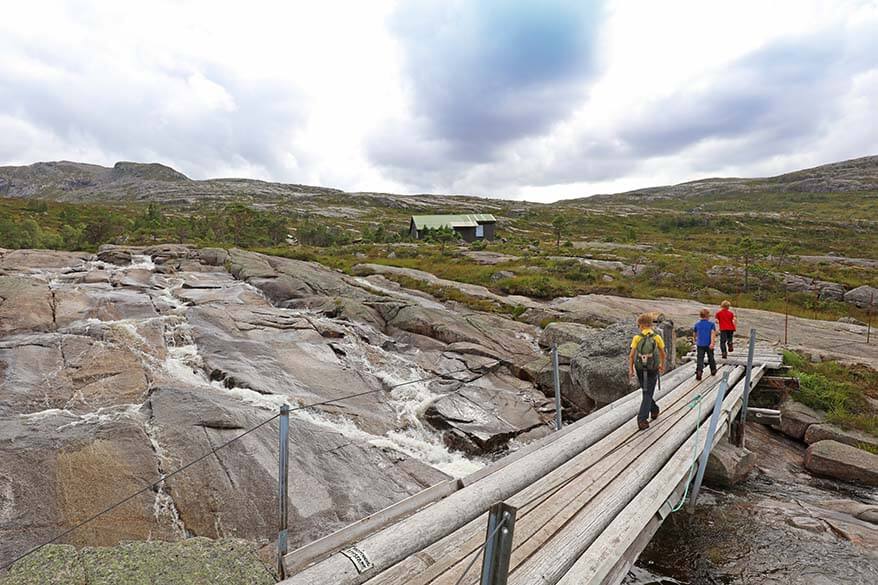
{"left": 715, "top": 300, "right": 737, "bottom": 358}
{"left": 628, "top": 313, "right": 667, "bottom": 430}
{"left": 693, "top": 308, "right": 717, "bottom": 381}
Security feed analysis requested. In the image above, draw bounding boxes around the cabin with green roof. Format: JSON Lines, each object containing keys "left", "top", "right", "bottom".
{"left": 409, "top": 214, "right": 497, "bottom": 242}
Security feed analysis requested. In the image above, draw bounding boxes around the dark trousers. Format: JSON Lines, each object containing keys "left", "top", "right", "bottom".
{"left": 696, "top": 346, "right": 716, "bottom": 375}
{"left": 636, "top": 369, "right": 660, "bottom": 423}
{"left": 719, "top": 330, "right": 734, "bottom": 355}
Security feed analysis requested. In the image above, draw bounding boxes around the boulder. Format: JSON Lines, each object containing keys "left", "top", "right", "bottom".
{"left": 538, "top": 321, "right": 597, "bottom": 349}
{"left": 199, "top": 247, "right": 229, "bottom": 266}
{"left": 704, "top": 440, "right": 757, "bottom": 488}
{"left": 514, "top": 355, "right": 593, "bottom": 414}
{"left": 569, "top": 321, "right": 637, "bottom": 405}
{"left": 803, "top": 423, "right": 878, "bottom": 451}
{"left": 844, "top": 285, "right": 878, "bottom": 309}
{"left": 818, "top": 499, "right": 878, "bottom": 525}
{"left": 804, "top": 440, "right": 878, "bottom": 486}
{"left": 490, "top": 270, "right": 515, "bottom": 282}
{"left": 778, "top": 399, "right": 822, "bottom": 441}
{"left": 781, "top": 273, "right": 846, "bottom": 301}
{"left": 555, "top": 342, "right": 580, "bottom": 365}
{"left": 96, "top": 248, "right": 133, "bottom": 266}
{"left": 0, "top": 539, "right": 275, "bottom": 585}
{"left": 424, "top": 384, "right": 550, "bottom": 453}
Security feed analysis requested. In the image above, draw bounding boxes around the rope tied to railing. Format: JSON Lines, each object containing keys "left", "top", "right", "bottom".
{"left": 669, "top": 392, "right": 703, "bottom": 513}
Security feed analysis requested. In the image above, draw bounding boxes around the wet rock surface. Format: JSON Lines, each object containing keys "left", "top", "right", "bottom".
{"left": 638, "top": 423, "right": 878, "bottom": 584}
{"left": 0, "top": 247, "right": 553, "bottom": 568}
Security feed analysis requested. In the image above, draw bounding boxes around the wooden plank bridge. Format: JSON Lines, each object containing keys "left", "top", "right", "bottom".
{"left": 279, "top": 340, "right": 783, "bottom": 585}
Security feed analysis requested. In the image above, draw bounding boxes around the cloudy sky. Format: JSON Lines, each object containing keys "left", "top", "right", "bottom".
{"left": 1, "top": 0, "right": 876, "bottom": 201}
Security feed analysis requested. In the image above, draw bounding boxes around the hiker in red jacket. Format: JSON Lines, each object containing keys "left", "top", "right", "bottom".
{"left": 715, "top": 300, "right": 737, "bottom": 359}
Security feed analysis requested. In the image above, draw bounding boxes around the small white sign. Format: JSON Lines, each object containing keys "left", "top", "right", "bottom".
{"left": 341, "top": 546, "right": 373, "bottom": 573}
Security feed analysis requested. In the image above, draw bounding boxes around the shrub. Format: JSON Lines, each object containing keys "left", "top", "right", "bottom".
{"left": 676, "top": 338, "right": 693, "bottom": 362}
{"left": 495, "top": 275, "right": 572, "bottom": 300}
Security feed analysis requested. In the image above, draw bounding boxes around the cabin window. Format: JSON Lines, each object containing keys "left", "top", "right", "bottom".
{"left": 475, "top": 225, "right": 484, "bottom": 238}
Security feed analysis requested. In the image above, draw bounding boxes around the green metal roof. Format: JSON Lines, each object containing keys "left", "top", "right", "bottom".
{"left": 410, "top": 214, "right": 496, "bottom": 230}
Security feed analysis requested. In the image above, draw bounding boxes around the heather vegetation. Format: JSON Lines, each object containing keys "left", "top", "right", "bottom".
{"left": 783, "top": 350, "right": 878, "bottom": 437}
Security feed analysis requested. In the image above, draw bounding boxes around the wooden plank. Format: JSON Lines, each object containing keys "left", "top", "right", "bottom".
{"left": 561, "top": 414, "right": 738, "bottom": 585}
{"left": 505, "top": 368, "right": 746, "bottom": 585}
{"left": 459, "top": 363, "right": 695, "bottom": 488}
{"left": 558, "top": 370, "right": 755, "bottom": 585}
{"left": 601, "top": 475, "right": 690, "bottom": 585}
{"left": 284, "top": 479, "right": 462, "bottom": 575}
{"left": 279, "top": 363, "right": 702, "bottom": 585}
{"left": 365, "top": 369, "right": 708, "bottom": 585}
{"left": 428, "top": 377, "right": 713, "bottom": 585}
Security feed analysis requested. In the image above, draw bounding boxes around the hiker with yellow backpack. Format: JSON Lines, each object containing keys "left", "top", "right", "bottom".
{"left": 628, "top": 313, "right": 667, "bottom": 430}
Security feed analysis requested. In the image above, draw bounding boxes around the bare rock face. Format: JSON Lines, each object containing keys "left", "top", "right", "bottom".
{"left": 0, "top": 246, "right": 559, "bottom": 569}
{"left": 538, "top": 321, "right": 597, "bottom": 349}
{"left": 0, "top": 410, "right": 177, "bottom": 566}
{"left": 150, "top": 386, "right": 447, "bottom": 546}
{"left": 0, "top": 276, "right": 55, "bottom": 336}
{"left": 804, "top": 440, "right": 878, "bottom": 486}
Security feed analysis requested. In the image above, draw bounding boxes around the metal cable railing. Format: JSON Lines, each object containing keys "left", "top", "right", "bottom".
{"left": 2, "top": 362, "right": 498, "bottom": 572}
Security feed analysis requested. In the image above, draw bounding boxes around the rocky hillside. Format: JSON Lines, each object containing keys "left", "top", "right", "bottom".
{"left": 0, "top": 160, "right": 507, "bottom": 212}
{"left": 587, "top": 155, "right": 878, "bottom": 202}
{"left": 2, "top": 156, "right": 877, "bottom": 209}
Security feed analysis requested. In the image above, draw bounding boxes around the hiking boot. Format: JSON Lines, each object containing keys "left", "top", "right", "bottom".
{"left": 710, "top": 367, "right": 717, "bottom": 376}
{"left": 650, "top": 408, "right": 660, "bottom": 421}
{"left": 696, "top": 372, "right": 703, "bottom": 381}
{"left": 721, "top": 353, "right": 728, "bottom": 359}
{"left": 637, "top": 420, "right": 649, "bottom": 431}
{"left": 728, "top": 343, "right": 734, "bottom": 353}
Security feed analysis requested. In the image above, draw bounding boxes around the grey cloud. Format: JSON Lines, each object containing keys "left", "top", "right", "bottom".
{"left": 0, "top": 46, "right": 305, "bottom": 180}
{"left": 370, "top": 0, "right": 606, "bottom": 172}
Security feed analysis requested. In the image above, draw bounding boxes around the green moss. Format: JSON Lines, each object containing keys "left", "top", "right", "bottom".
{"left": 1, "top": 539, "right": 275, "bottom": 585}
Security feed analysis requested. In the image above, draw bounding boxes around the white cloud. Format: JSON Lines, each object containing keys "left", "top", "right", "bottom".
{"left": 0, "top": 0, "right": 876, "bottom": 202}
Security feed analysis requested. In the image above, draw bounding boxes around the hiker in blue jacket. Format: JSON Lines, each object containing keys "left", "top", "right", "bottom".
{"left": 693, "top": 308, "right": 718, "bottom": 381}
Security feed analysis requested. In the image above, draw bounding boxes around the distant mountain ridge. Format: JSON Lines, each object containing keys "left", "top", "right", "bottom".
{"left": 586, "top": 155, "right": 878, "bottom": 202}
{"left": 1, "top": 155, "right": 877, "bottom": 206}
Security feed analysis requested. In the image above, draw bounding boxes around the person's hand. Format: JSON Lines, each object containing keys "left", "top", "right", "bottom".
{"left": 709, "top": 342, "right": 715, "bottom": 349}
{"left": 658, "top": 363, "right": 665, "bottom": 374}
{"left": 628, "top": 368, "right": 636, "bottom": 380}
